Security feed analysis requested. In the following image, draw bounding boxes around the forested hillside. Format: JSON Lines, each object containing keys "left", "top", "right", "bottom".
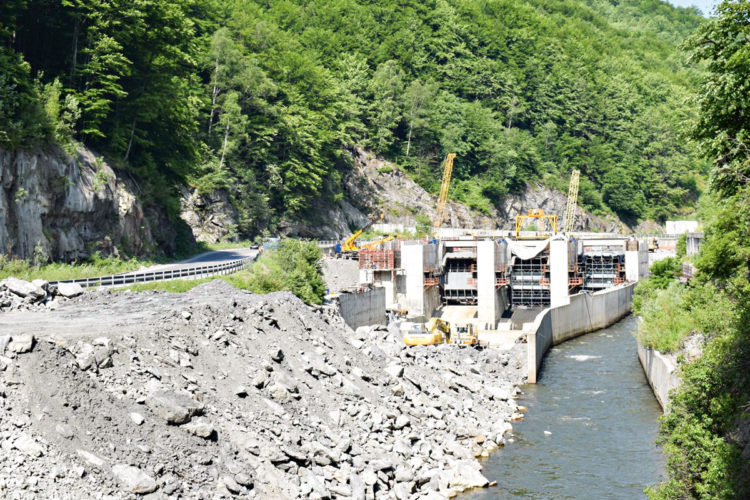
{"left": 1, "top": 0, "right": 706, "bottom": 238}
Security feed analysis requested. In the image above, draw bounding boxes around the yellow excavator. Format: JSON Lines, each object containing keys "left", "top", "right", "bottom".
{"left": 336, "top": 213, "right": 384, "bottom": 254}
{"left": 403, "top": 318, "right": 450, "bottom": 346}
{"left": 403, "top": 318, "right": 478, "bottom": 346}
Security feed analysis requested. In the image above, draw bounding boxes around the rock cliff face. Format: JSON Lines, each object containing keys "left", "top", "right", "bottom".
{"left": 179, "top": 188, "right": 238, "bottom": 243}
{"left": 295, "top": 148, "right": 628, "bottom": 238}
{"left": 0, "top": 146, "right": 173, "bottom": 262}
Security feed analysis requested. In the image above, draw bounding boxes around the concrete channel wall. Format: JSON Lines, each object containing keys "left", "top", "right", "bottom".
{"left": 337, "top": 288, "right": 386, "bottom": 330}
{"left": 526, "top": 283, "right": 635, "bottom": 383}
{"left": 637, "top": 343, "right": 681, "bottom": 411}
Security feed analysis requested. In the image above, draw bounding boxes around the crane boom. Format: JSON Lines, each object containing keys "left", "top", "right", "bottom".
{"left": 433, "top": 153, "right": 457, "bottom": 228}
{"left": 563, "top": 169, "right": 580, "bottom": 233}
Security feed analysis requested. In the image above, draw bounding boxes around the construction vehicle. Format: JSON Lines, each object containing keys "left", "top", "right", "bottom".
{"left": 563, "top": 169, "right": 580, "bottom": 233}
{"left": 403, "top": 318, "right": 450, "bottom": 346}
{"left": 448, "top": 322, "right": 478, "bottom": 346}
{"left": 335, "top": 213, "right": 384, "bottom": 255}
{"left": 359, "top": 233, "right": 401, "bottom": 251}
{"left": 403, "top": 317, "right": 479, "bottom": 346}
{"left": 433, "top": 153, "right": 457, "bottom": 229}
{"left": 515, "top": 209, "right": 558, "bottom": 239}
{"left": 648, "top": 237, "right": 659, "bottom": 252}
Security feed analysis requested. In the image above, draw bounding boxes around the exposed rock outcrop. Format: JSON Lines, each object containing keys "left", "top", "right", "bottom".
{"left": 179, "top": 187, "right": 238, "bottom": 243}
{"left": 0, "top": 146, "right": 175, "bottom": 261}
{"left": 281, "top": 148, "right": 628, "bottom": 239}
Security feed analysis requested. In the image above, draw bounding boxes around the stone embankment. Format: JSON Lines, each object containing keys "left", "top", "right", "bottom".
{"left": 0, "top": 280, "right": 526, "bottom": 499}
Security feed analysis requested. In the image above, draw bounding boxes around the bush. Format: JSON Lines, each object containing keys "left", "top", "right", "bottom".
{"left": 242, "top": 240, "right": 325, "bottom": 305}
{"left": 636, "top": 282, "right": 693, "bottom": 352}
{"left": 675, "top": 233, "right": 686, "bottom": 259}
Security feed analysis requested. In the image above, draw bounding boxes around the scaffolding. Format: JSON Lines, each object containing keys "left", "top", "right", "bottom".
{"left": 581, "top": 253, "right": 626, "bottom": 290}
{"left": 358, "top": 250, "right": 397, "bottom": 270}
{"left": 509, "top": 254, "right": 551, "bottom": 307}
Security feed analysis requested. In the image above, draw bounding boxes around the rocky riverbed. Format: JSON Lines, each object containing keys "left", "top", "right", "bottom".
{"left": 0, "top": 280, "right": 526, "bottom": 499}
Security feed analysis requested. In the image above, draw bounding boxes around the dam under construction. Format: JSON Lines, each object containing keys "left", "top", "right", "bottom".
{"left": 332, "top": 229, "right": 652, "bottom": 383}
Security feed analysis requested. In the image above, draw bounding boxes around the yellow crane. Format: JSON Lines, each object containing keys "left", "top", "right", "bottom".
{"left": 433, "top": 153, "right": 457, "bottom": 228}
{"left": 515, "top": 209, "right": 558, "bottom": 239}
{"left": 563, "top": 169, "right": 580, "bottom": 233}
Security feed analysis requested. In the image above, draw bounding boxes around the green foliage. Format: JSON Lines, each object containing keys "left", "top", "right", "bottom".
{"left": 676, "top": 233, "right": 687, "bottom": 259}
{"left": 645, "top": 4, "right": 750, "bottom": 497}
{"left": 243, "top": 240, "right": 325, "bottom": 304}
{"left": 1, "top": 0, "right": 707, "bottom": 235}
{"left": 684, "top": 1, "right": 750, "bottom": 198}
{"left": 635, "top": 281, "right": 692, "bottom": 352}
{"left": 0, "top": 252, "right": 156, "bottom": 282}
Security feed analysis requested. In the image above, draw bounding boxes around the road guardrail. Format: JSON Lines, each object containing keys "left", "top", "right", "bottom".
{"left": 49, "top": 253, "right": 258, "bottom": 288}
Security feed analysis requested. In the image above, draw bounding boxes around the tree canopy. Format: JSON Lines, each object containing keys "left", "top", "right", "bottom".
{"left": 1, "top": 0, "right": 708, "bottom": 233}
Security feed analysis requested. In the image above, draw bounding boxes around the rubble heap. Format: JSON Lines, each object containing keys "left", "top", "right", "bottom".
{"left": 0, "top": 280, "right": 526, "bottom": 499}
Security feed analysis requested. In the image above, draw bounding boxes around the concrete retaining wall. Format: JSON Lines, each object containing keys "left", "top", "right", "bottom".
{"left": 337, "top": 288, "right": 386, "bottom": 330}
{"left": 527, "top": 283, "right": 635, "bottom": 383}
{"left": 637, "top": 342, "right": 680, "bottom": 411}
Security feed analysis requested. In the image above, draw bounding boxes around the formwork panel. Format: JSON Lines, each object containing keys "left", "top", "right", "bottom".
{"left": 359, "top": 250, "right": 398, "bottom": 270}
{"left": 509, "top": 254, "right": 551, "bottom": 307}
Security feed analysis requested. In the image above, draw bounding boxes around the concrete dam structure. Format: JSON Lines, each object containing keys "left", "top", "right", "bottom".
{"left": 356, "top": 232, "right": 650, "bottom": 382}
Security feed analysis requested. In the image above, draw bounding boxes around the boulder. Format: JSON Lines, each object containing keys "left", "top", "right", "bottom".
{"left": 7, "top": 334, "right": 34, "bottom": 354}
{"left": 181, "top": 417, "right": 215, "bottom": 439}
{"left": 443, "top": 460, "right": 489, "bottom": 492}
{"left": 77, "top": 449, "right": 105, "bottom": 468}
{"left": 56, "top": 282, "right": 84, "bottom": 298}
{"left": 385, "top": 363, "right": 404, "bottom": 379}
{"left": 111, "top": 464, "right": 158, "bottom": 494}
{"left": 14, "top": 433, "right": 44, "bottom": 457}
{"left": 130, "top": 412, "right": 145, "bottom": 425}
{"left": 2, "top": 277, "right": 45, "bottom": 299}
{"left": 146, "top": 390, "right": 204, "bottom": 424}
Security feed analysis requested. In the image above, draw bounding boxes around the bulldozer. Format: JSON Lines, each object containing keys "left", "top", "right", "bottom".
{"left": 448, "top": 322, "right": 479, "bottom": 346}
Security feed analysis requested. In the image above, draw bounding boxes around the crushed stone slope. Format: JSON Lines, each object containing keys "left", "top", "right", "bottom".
{"left": 0, "top": 280, "right": 526, "bottom": 499}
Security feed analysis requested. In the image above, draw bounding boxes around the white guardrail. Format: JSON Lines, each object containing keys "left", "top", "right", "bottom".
{"left": 49, "top": 254, "right": 258, "bottom": 289}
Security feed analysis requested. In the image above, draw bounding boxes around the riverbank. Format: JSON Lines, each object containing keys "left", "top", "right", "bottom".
{"left": 0, "top": 280, "right": 526, "bottom": 498}
{"left": 463, "top": 316, "right": 665, "bottom": 498}
{"left": 637, "top": 342, "right": 681, "bottom": 411}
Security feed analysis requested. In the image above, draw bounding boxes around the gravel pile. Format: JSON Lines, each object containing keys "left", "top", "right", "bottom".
{"left": 0, "top": 280, "right": 526, "bottom": 499}
{"left": 322, "top": 258, "right": 361, "bottom": 293}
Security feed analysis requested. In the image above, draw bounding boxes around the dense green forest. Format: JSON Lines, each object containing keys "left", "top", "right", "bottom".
{"left": 1, "top": 0, "right": 707, "bottom": 236}
{"left": 634, "top": 2, "right": 749, "bottom": 498}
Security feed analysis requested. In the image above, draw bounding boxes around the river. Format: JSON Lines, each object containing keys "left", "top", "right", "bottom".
{"left": 464, "top": 315, "right": 665, "bottom": 499}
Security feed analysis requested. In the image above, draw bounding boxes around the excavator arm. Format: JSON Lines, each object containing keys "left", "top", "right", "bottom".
{"left": 341, "top": 213, "right": 384, "bottom": 252}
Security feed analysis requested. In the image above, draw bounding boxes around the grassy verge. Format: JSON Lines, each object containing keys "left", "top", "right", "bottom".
{"left": 0, "top": 240, "right": 253, "bottom": 282}
{"left": 117, "top": 240, "right": 325, "bottom": 305}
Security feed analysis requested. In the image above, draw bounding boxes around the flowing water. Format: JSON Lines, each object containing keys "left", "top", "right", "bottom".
{"left": 464, "top": 315, "right": 665, "bottom": 499}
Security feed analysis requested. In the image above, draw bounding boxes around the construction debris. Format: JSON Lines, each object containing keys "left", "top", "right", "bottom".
{"left": 0, "top": 280, "right": 526, "bottom": 498}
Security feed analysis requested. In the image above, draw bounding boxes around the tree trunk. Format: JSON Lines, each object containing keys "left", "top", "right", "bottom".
{"left": 406, "top": 119, "right": 413, "bottom": 157}
{"left": 219, "top": 121, "right": 230, "bottom": 168}
{"left": 124, "top": 118, "right": 137, "bottom": 161}
{"left": 208, "top": 58, "right": 219, "bottom": 135}
{"left": 70, "top": 17, "right": 80, "bottom": 80}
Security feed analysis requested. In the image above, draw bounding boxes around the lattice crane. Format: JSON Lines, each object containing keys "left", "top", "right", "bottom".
{"left": 433, "top": 153, "right": 457, "bottom": 228}
{"left": 563, "top": 169, "right": 580, "bottom": 233}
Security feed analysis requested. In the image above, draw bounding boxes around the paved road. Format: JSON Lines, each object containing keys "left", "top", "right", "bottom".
{"left": 118, "top": 247, "right": 258, "bottom": 275}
